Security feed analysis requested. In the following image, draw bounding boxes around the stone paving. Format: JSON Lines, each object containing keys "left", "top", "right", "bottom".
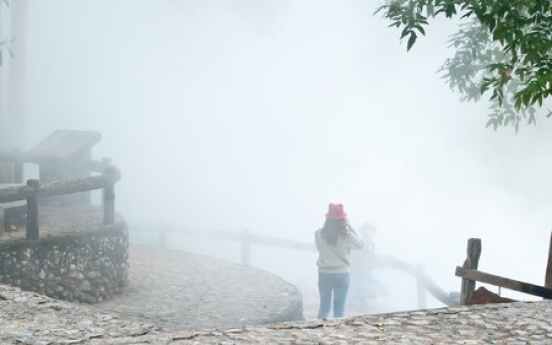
{"left": 90, "top": 244, "right": 304, "bottom": 330}
{"left": 1, "top": 205, "right": 552, "bottom": 344}
{"left": 1, "top": 282, "right": 552, "bottom": 344}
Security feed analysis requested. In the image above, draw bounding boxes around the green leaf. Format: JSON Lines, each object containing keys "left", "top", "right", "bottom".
{"left": 378, "top": 0, "right": 552, "bottom": 132}
{"left": 445, "top": 3, "right": 457, "bottom": 17}
{"left": 414, "top": 24, "right": 426, "bottom": 36}
{"left": 514, "top": 96, "right": 522, "bottom": 110}
{"left": 480, "top": 81, "right": 490, "bottom": 94}
{"left": 528, "top": 111, "right": 536, "bottom": 125}
{"left": 522, "top": 92, "right": 531, "bottom": 107}
{"left": 400, "top": 27, "right": 411, "bottom": 40}
{"left": 407, "top": 31, "right": 417, "bottom": 51}
{"left": 490, "top": 89, "right": 498, "bottom": 101}
{"left": 461, "top": 10, "right": 473, "bottom": 19}
{"left": 427, "top": 2, "right": 434, "bottom": 17}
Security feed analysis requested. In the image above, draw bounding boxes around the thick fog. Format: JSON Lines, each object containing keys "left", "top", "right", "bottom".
{"left": 7, "top": 1, "right": 552, "bottom": 312}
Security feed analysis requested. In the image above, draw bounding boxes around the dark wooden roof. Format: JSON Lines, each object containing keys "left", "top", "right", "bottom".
{"left": 26, "top": 130, "right": 102, "bottom": 162}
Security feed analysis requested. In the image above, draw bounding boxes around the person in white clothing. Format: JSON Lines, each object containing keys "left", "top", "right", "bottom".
{"left": 348, "top": 222, "right": 388, "bottom": 314}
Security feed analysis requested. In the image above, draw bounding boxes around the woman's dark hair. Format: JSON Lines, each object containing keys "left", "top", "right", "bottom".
{"left": 320, "top": 219, "right": 347, "bottom": 247}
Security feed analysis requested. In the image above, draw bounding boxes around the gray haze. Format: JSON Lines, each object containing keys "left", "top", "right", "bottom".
{"left": 8, "top": 1, "right": 552, "bottom": 312}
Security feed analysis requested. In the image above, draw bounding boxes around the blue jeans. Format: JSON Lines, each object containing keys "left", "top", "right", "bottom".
{"left": 317, "top": 272, "right": 350, "bottom": 319}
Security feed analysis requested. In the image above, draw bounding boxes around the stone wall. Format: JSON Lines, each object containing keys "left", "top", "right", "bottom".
{"left": 0, "top": 223, "right": 129, "bottom": 303}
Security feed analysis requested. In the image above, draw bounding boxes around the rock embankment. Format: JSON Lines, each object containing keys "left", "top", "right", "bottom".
{"left": 0, "top": 205, "right": 129, "bottom": 304}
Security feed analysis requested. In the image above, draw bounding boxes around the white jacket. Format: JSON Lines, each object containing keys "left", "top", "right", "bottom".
{"left": 315, "top": 228, "right": 363, "bottom": 274}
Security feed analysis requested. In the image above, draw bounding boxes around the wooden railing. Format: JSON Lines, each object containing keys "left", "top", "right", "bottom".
{"left": 135, "top": 223, "right": 459, "bottom": 308}
{"left": 154, "top": 225, "right": 316, "bottom": 265}
{"left": 0, "top": 157, "right": 121, "bottom": 240}
{"left": 456, "top": 237, "right": 552, "bottom": 304}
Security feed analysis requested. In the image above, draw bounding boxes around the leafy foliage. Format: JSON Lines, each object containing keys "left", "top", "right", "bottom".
{"left": 375, "top": 0, "right": 552, "bottom": 131}
{"left": 0, "top": 39, "right": 14, "bottom": 67}
{"left": 0, "top": 0, "right": 12, "bottom": 67}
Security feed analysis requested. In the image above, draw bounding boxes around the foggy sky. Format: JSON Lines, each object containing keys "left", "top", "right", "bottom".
{"left": 13, "top": 0, "right": 552, "bottom": 310}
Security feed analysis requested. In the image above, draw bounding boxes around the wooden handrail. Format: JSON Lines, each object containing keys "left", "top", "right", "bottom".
{"left": 144, "top": 223, "right": 317, "bottom": 256}
{"left": 134, "top": 223, "right": 457, "bottom": 307}
{"left": 385, "top": 256, "right": 459, "bottom": 306}
{"left": 0, "top": 158, "right": 121, "bottom": 239}
{"left": 456, "top": 237, "right": 552, "bottom": 303}
{"left": 0, "top": 165, "right": 120, "bottom": 203}
{"left": 248, "top": 233, "right": 316, "bottom": 252}
{"left": 456, "top": 266, "right": 552, "bottom": 299}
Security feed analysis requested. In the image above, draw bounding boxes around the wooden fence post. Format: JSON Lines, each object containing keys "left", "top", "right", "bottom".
{"left": 26, "top": 179, "right": 39, "bottom": 240}
{"left": 459, "top": 238, "right": 481, "bottom": 305}
{"left": 545, "top": 231, "right": 552, "bottom": 294}
{"left": 102, "top": 184, "right": 115, "bottom": 224}
{"left": 102, "top": 167, "right": 115, "bottom": 225}
{"left": 241, "top": 228, "right": 250, "bottom": 266}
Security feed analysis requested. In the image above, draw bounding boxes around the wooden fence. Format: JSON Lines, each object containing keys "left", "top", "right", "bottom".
{"left": 154, "top": 225, "right": 316, "bottom": 266}
{"left": 0, "top": 157, "right": 121, "bottom": 240}
{"left": 136, "top": 223, "right": 459, "bottom": 308}
{"left": 456, "top": 237, "right": 552, "bottom": 304}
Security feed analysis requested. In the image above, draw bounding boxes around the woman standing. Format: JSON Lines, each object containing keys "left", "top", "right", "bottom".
{"left": 315, "top": 203, "right": 364, "bottom": 319}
